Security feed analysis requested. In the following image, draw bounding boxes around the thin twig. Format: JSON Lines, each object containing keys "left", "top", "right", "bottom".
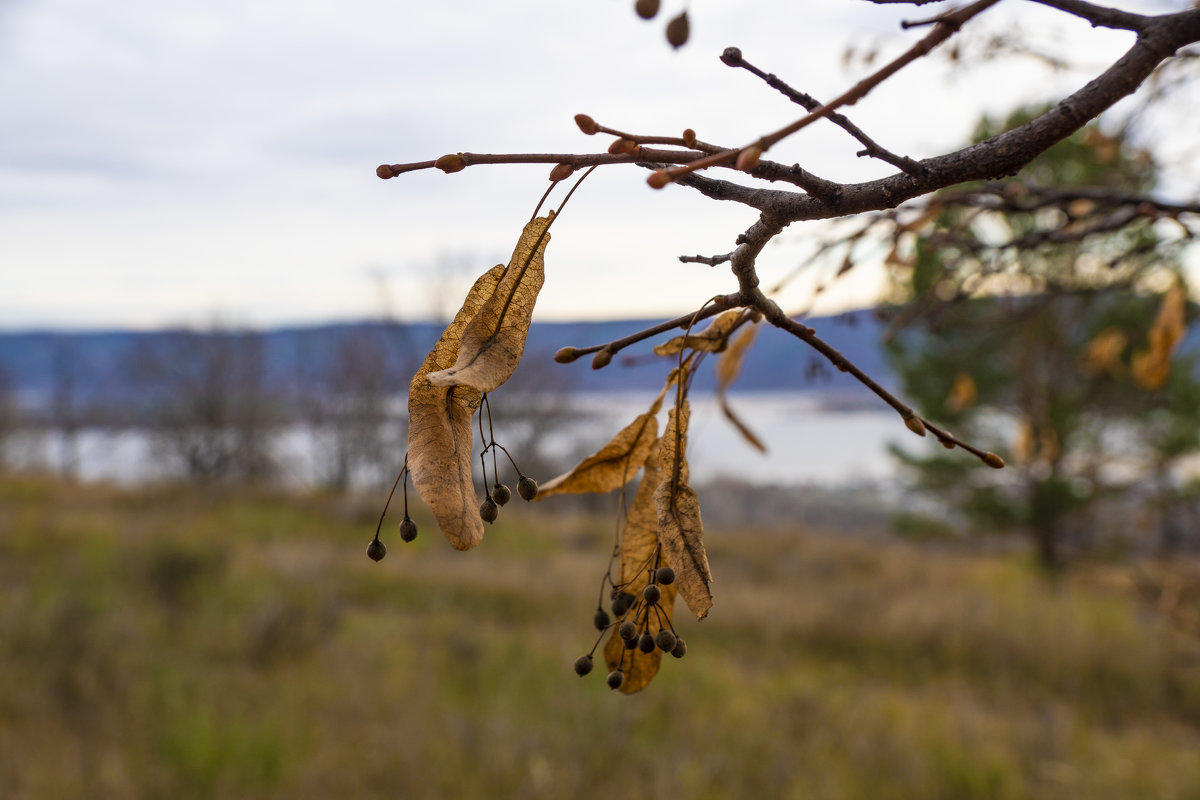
{"left": 568, "top": 295, "right": 743, "bottom": 363}
{"left": 724, "top": 48, "right": 928, "bottom": 177}
{"left": 654, "top": 0, "right": 1000, "bottom": 186}
{"left": 377, "top": 148, "right": 706, "bottom": 179}
{"left": 1027, "top": 0, "right": 1148, "bottom": 31}
{"left": 751, "top": 292, "right": 1002, "bottom": 468}
{"left": 679, "top": 252, "right": 734, "bottom": 266}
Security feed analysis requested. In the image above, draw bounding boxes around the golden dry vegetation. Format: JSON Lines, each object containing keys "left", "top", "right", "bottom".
{"left": 1, "top": 473, "right": 1199, "bottom": 799}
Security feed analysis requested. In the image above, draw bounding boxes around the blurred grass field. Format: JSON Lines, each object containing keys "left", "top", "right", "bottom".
{"left": 1, "top": 473, "right": 1199, "bottom": 799}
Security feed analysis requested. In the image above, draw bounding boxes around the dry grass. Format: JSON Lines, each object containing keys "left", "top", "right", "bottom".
{"left": 1, "top": 473, "right": 1199, "bottom": 799}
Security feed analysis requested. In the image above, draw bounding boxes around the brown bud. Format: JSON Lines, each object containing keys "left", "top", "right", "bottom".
{"left": 553, "top": 346, "right": 581, "bottom": 364}
{"left": 376, "top": 164, "right": 396, "bottom": 180}
{"left": 635, "top": 0, "right": 660, "bottom": 20}
{"left": 682, "top": 129, "right": 697, "bottom": 148}
{"left": 736, "top": 144, "right": 763, "bottom": 173}
{"left": 647, "top": 170, "right": 671, "bottom": 189}
{"left": 983, "top": 452, "right": 1006, "bottom": 469}
{"left": 574, "top": 114, "right": 598, "bottom": 135}
{"left": 608, "top": 138, "right": 638, "bottom": 156}
{"left": 592, "top": 348, "right": 613, "bottom": 369}
{"left": 549, "top": 163, "right": 575, "bottom": 182}
{"left": 720, "top": 47, "right": 743, "bottom": 67}
{"left": 941, "top": 438, "right": 956, "bottom": 450}
{"left": 665, "top": 11, "right": 689, "bottom": 48}
{"left": 904, "top": 415, "right": 927, "bottom": 437}
{"left": 434, "top": 154, "right": 466, "bottom": 174}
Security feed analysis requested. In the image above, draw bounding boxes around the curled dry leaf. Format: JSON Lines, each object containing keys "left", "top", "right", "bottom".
{"left": 715, "top": 322, "right": 759, "bottom": 390}
{"left": 537, "top": 387, "right": 667, "bottom": 499}
{"left": 718, "top": 396, "right": 767, "bottom": 453}
{"left": 653, "top": 309, "right": 746, "bottom": 357}
{"left": 1081, "top": 327, "right": 1127, "bottom": 378}
{"left": 407, "top": 265, "right": 505, "bottom": 550}
{"left": 944, "top": 372, "right": 977, "bottom": 414}
{"left": 653, "top": 400, "right": 713, "bottom": 620}
{"left": 715, "top": 322, "right": 766, "bottom": 453}
{"left": 1132, "top": 284, "right": 1187, "bottom": 391}
{"left": 428, "top": 213, "right": 553, "bottom": 393}
{"left": 604, "top": 452, "right": 678, "bottom": 694}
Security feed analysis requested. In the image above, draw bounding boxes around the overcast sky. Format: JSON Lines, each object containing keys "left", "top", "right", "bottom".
{"left": 1, "top": 0, "right": 1190, "bottom": 330}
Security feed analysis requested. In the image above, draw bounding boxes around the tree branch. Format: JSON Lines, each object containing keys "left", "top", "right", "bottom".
{"left": 722, "top": 48, "right": 928, "bottom": 177}
{"left": 766, "top": 8, "right": 1200, "bottom": 221}
{"left": 751, "top": 292, "right": 1003, "bottom": 467}
{"left": 1027, "top": 0, "right": 1149, "bottom": 32}
{"left": 654, "top": 0, "right": 1000, "bottom": 186}
{"left": 553, "top": 295, "right": 744, "bottom": 368}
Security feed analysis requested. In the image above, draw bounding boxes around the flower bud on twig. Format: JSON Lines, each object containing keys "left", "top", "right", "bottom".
{"left": 434, "top": 154, "right": 466, "bottom": 174}
{"left": 574, "top": 114, "right": 598, "bottom": 135}
{"left": 904, "top": 415, "right": 927, "bottom": 437}
{"left": 647, "top": 170, "right": 671, "bottom": 189}
{"left": 736, "top": 144, "right": 763, "bottom": 173}
{"left": 549, "top": 163, "right": 575, "bottom": 182}
{"left": 608, "top": 138, "right": 638, "bottom": 156}
{"left": 554, "top": 346, "right": 582, "bottom": 364}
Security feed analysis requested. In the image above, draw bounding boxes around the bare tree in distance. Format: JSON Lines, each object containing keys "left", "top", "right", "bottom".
{"left": 296, "top": 324, "right": 411, "bottom": 492}
{"left": 50, "top": 337, "right": 81, "bottom": 479}
{"left": 369, "top": 1, "right": 1200, "bottom": 692}
{"left": 127, "top": 327, "right": 278, "bottom": 483}
{"left": 0, "top": 366, "right": 17, "bottom": 470}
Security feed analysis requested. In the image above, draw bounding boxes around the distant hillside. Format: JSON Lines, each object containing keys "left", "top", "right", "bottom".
{"left": 0, "top": 311, "right": 893, "bottom": 414}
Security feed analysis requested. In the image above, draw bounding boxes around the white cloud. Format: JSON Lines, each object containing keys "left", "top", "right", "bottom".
{"left": 1, "top": 0, "right": 1187, "bottom": 328}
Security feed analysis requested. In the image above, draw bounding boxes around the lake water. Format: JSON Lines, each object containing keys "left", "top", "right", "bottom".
{"left": 4, "top": 392, "right": 920, "bottom": 488}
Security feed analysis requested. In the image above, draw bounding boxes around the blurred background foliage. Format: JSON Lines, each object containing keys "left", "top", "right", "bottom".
{"left": 886, "top": 110, "right": 1200, "bottom": 570}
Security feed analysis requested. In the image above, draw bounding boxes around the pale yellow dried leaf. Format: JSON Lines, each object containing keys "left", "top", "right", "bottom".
{"left": 407, "top": 265, "right": 505, "bottom": 550}
{"left": 604, "top": 455, "right": 678, "bottom": 694}
{"left": 715, "top": 323, "right": 759, "bottom": 391}
{"left": 1012, "top": 416, "right": 1059, "bottom": 465}
{"left": 714, "top": 323, "right": 766, "bottom": 453}
{"left": 1081, "top": 328, "right": 1127, "bottom": 378}
{"left": 428, "top": 213, "right": 553, "bottom": 392}
{"left": 653, "top": 400, "right": 712, "bottom": 620}
{"left": 1132, "top": 284, "right": 1188, "bottom": 391}
{"left": 1012, "top": 416, "right": 1034, "bottom": 465}
{"left": 653, "top": 309, "right": 744, "bottom": 356}
{"left": 537, "top": 389, "right": 667, "bottom": 499}
{"left": 945, "top": 372, "right": 977, "bottom": 414}
{"left": 718, "top": 395, "right": 767, "bottom": 453}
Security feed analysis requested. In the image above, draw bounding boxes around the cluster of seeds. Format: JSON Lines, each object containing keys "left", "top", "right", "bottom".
{"left": 574, "top": 563, "right": 686, "bottom": 691}
{"left": 477, "top": 475, "right": 538, "bottom": 523}
{"left": 476, "top": 394, "right": 538, "bottom": 525}
{"left": 367, "top": 394, "right": 538, "bottom": 560}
